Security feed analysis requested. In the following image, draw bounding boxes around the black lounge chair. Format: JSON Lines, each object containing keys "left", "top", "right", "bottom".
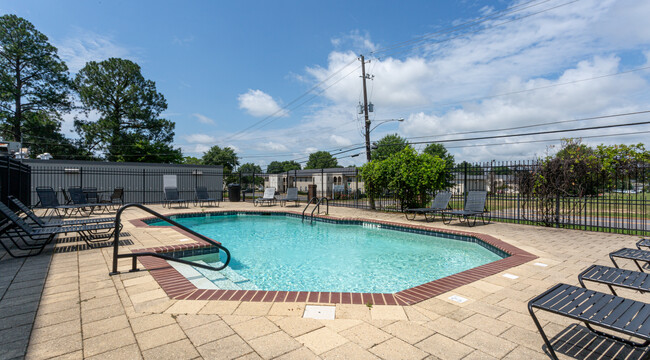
{"left": 610, "top": 248, "right": 650, "bottom": 273}
{"left": 0, "top": 201, "right": 121, "bottom": 257}
{"left": 254, "top": 187, "right": 276, "bottom": 207}
{"left": 529, "top": 283, "right": 650, "bottom": 360}
{"left": 163, "top": 187, "right": 188, "bottom": 208}
{"left": 9, "top": 196, "right": 116, "bottom": 228}
{"left": 404, "top": 191, "right": 452, "bottom": 222}
{"left": 278, "top": 188, "right": 299, "bottom": 207}
{"left": 102, "top": 187, "right": 124, "bottom": 210}
{"left": 194, "top": 186, "right": 219, "bottom": 207}
{"left": 637, "top": 238, "right": 650, "bottom": 250}
{"left": 35, "top": 187, "right": 90, "bottom": 218}
{"left": 441, "top": 190, "right": 490, "bottom": 227}
{"left": 68, "top": 187, "right": 114, "bottom": 215}
{"left": 578, "top": 264, "right": 650, "bottom": 297}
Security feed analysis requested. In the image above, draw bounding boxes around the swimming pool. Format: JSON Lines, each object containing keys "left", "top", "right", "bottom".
{"left": 147, "top": 213, "right": 506, "bottom": 293}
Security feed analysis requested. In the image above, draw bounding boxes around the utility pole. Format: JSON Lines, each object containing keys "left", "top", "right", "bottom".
{"left": 361, "top": 54, "right": 372, "bottom": 163}
{"left": 359, "top": 54, "right": 376, "bottom": 209}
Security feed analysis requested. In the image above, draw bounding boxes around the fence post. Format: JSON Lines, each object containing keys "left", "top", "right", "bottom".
{"left": 321, "top": 168, "right": 324, "bottom": 198}
{"left": 142, "top": 169, "right": 146, "bottom": 204}
{"left": 555, "top": 193, "right": 560, "bottom": 228}
{"left": 80, "top": 166, "right": 83, "bottom": 189}
{"left": 463, "top": 162, "right": 468, "bottom": 202}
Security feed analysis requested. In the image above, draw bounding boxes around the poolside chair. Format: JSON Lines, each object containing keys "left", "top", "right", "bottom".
{"left": 194, "top": 186, "right": 219, "bottom": 207}
{"left": 9, "top": 196, "right": 116, "bottom": 228}
{"left": 0, "top": 201, "right": 121, "bottom": 257}
{"left": 441, "top": 191, "right": 490, "bottom": 227}
{"left": 578, "top": 264, "right": 650, "bottom": 296}
{"left": 163, "top": 187, "right": 188, "bottom": 208}
{"left": 35, "top": 187, "right": 90, "bottom": 218}
{"left": 254, "top": 187, "right": 276, "bottom": 207}
{"left": 68, "top": 187, "right": 114, "bottom": 215}
{"left": 83, "top": 187, "right": 100, "bottom": 204}
{"left": 404, "top": 191, "right": 452, "bottom": 222}
{"left": 102, "top": 187, "right": 124, "bottom": 210}
{"left": 529, "top": 283, "right": 650, "bottom": 360}
{"left": 278, "top": 187, "right": 299, "bottom": 207}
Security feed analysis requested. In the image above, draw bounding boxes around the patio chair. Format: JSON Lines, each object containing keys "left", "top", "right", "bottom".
{"left": 102, "top": 187, "right": 124, "bottom": 210}
{"left": 0, "top": 201, "right": 121, "bottom": 257}
{"left": 528, "top": 283, "right": 650, "bottom": 360}
{"left": 609, "top": 248, "right": 650, "bottom": 273}
{"left": 278, "top": 187, "right": 299, "bottom": 207}
{"left": 163, "top": 187, "right": 188, "bottom": 208}
{"left": 254, "top": 187, "right": 276, "bottom": 207}
{"left": 35, "top": 187, "right": 90, "bottom": 218}
{"left": 404, "top": 191, "right": 452, "bottom": 222}
{"left": 194, "top": 186, "right": 219, "bottom": 207}
{"left": 68, "top": 187, "right": 114, "bottom": 215}
{"left": 441, "top": 191, "right": 490, "bottom": 227}
{"left": 83, "top": 187, "right": 100, "bottom": 203}
{"left": 578, "top": 264, "right": 650, "bottom": 296}
{"left": 9, "top": 196, "right": 116, "bottom": 228}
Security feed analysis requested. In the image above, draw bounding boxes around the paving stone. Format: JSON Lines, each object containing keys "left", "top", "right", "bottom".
{"left": 369, "top": 337, "right": 428, "bottom": 360}
{"left": 340, "top": 323, "right": 392, "bottom": 349}
{"left": 197, "top": 334, "right": 254, "bottom": 359}
{"left": 142, "top": 339, "right": 200, "bottom": 360}
{"left": 184, "top": 320, "right": 235, "bottom": 346}
{"left": 135, "top": 323, "right": 187, "bottom": 351}
{"left": 233, "top": 301, "right": 273, "bottom": 316}
{"left": 129, "top": 313, "right": 176, "bottom": 333}
{"left": 415, "top": 333, "right": 474, "bottom": 360}
{"left": 198, "top": 300, "right": 241, "bottom": 315}
{"left": 82, "top": 314, "right": 130, "bottom": 339}
{"left": 176, "top": 314, "right": 221, "bottom": 330}
{"left": 164, "top": 300, "right": 208, "bottom": 314}
{"left": 86, "top": 343, "right": 143, "bottom": 360}
{"left": 275, "top": 346, "right": 320, "bottom": 360}
{"left": 383, "top": 321, "right": 435, "bottom": 344}
{"left": 0, "top": 312, "right": 36, "bottom": 331}
{"left": 459, "top": 329, "right": 517, "bottom": 358}
{"left": 29, "top": 319, "right": 81, "bottom": 345}
{"left": 248, "top": 330, "right": 302, "bottom": 359}
{"left": 424, "top": 316, "right": 474, "bottom": 340}
{"left": 296, "top": 327, "right": 348, "bottom": 355}
{"left": 274, "top": 317, "right": 324, "bottom": 337}
{"left": 26, "top": 332, "right": 82, "bottom": 359}
{"left": 231, "top": 316, "right": 280, "bottom": 340}
{"left": 268, "top": 302, "right": 305, "bottom": 317}
{"left": 321, "top": 341, "right": 379, "bottom": 360}
{"left": 83, "top": 327, "right": 137, "bottom": 357}
{"left": 1, "top": 338, "right": 29, "bottom": 360}
{"left": 370, "top": 305, "right": 408, "bottom": 321}
{"left": 461, "top": 313, "right": 512, "bottom": 336}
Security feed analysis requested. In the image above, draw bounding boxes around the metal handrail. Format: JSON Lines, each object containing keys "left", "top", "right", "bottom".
{"left": 302, "top": 197, "right": 320, "bottom": 221}
{"left": 309, "top": 197, "right": 329, "bottom": 224}
{"left": 109, "top": 203, "right": 231, "bottom": 275}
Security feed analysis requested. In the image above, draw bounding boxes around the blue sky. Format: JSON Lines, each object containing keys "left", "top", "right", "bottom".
{"left": 4, "top": 0, "right": 650, "bottom": 168}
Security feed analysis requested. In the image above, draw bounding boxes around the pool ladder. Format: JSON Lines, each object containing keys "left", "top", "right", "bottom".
{"left": 302, "top": 197, "right": 329, "bottom": 224}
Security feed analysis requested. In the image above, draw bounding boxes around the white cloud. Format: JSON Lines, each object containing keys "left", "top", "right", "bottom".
{"left": 183, "top": 134, "right": 216, "bottom": 144}
{"left": 256, "top": 142, "right": 289, "bottom": 152}
{"left": 238, "top": 89, "right": 288, "bottom": 117}
{"left": 56, "top": 29, "right": 134, "bottom": 73}
{"left": 330, "top": 134, "right": 352, "bottom": 146}
{"left": 172, "top": 35, "right": 194, "bottom": 46}
{"left": 193, "top": 113, "right": 215, "bottom": 124}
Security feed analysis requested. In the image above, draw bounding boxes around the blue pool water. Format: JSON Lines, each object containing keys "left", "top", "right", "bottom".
{"left": 149, "top": 214, "right": 505, "bottom": 293}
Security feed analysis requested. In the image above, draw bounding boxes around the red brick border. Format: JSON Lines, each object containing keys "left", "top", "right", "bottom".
{"left": 130, "top": 210, "right": 537, "bottom": 305}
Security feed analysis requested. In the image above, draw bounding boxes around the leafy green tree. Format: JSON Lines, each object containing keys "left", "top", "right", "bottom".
{"left": 238, "top": 163, "right": 263, "bottom": 187}
{"left": 74, "top": 58, "right": 180, "bottom": 162}
{"left": 371, "top": 133, "right": 409, "bottom": 161}
{"left": 22, "top": 111, "right": 93, "bottom": 159}
{"left": 267, "top": 160, "right": 301, "bottom": 173}
{"left": 0, "top": 14, "right": 72, "bottom": 142}
{"left": 456, "top": 161, "right": 484, "bottom": 175}
{"left": 182, "top": 156, "right": 202, "bottom": 165}
{"left": 424, "top": 143, "right": 455, "bottom": 187}
{"left": 112, "top": 135, "right": 183, "bottom": 163}
{"left": 361, "top": 147, "right": 447, "bottom": 209}
{"left": 305, "top": 151, "right": 340, "bottom": 169}
{"left": 595, "top": 143, "right": 649, "bottom": 189}
{"left": 202, "top": 145, "right": 239, "bottom": 173}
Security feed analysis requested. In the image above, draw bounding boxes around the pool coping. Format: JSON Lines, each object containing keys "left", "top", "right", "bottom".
{"left": 129, "top": 210, "right": 538, "bottom": 305}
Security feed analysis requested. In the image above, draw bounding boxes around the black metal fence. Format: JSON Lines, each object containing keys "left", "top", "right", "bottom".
{"left": 236, "top": 160, "right": 650, "bottom": 236}
{"left": 31, "top": 166, "right": 223, "bottom": 206}
{"left": 23, "top": 158, "right": 650, "bottom": 236}
{"left": 0, "top": 157, "right": 31, "bottom": 211}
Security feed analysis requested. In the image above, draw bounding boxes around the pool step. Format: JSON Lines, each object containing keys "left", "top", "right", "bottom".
{"left": 167, "top": 260, "right": 258, "bottom": 290}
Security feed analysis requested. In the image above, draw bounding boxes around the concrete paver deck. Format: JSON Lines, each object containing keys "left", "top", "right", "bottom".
{"left": 1, "top": 202, "right": 649, "bottom": 359}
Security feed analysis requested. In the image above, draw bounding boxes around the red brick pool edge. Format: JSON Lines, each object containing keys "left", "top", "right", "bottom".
{"left": 129, "top": 210, "right": 537, "bottom": 305}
